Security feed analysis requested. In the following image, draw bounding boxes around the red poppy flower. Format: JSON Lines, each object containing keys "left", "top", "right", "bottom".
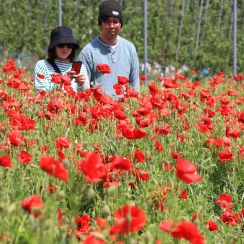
{"left": 6, "top": 78, "right": 21, "bottom": 89}
{"left": 51, "top": 74, "right": 62, "bottom": 84}
{"left": 232, "top": 73, "right": 244, "bottom": 81}
{"left": 57, "top": 148, "right": 66, "bottom": 161}
{"left": 113, "top": 83, "right": 123, "bottom": 95}
{"left": 163, "top": 77, "right": 181, "bottom": 88}
{"left": 148, "top": 82, "right": 159, "bottom": 95}
{"left": 92, "top": 87, "right": 113, "bottom": 104}
{"left": 140, "top": 75, "right": 147, "bottom": 81}
{"left": 111, "top": 156, "right": 132, "bottom": 171}
{"left": 218, "top": 148, "right": 233, "bottom": 162}
{"left": 158, "top": 76, "right": 163, "bottom": 82}
{"left": 152, "top": 135, "right": 163, "bottom": 153}
{"left": 78, "top": 152, "right": 106, "bottom": 183}
{"left": 75, "top": 112, "right": 89, "bottom": 126}
{"left": 134, "top": 148, "right": 145, "bottom": 162}
{"left": 179, "top": 189, "right": 188, "bottom": 199}
{"left": 176, "top": 157, "right": 202, "bottom": 184}
{"left": 75, "top": 214, "right": 91, "bottom": 238}
{"left": 135, "top": 117, "right": 151, "bottom": 128}
{"left": 133, "top": 128, "right": 147, "bottom": 139}
{"left": 171, "top": 221, "right": 205, "bottom": 244}
{"left": 118, "top": 76, "right": 129, "bottom": 85}
{"left": 216, "top": 105, "right": 234, "bottom": 116}
{"left": 171, "top": 150, "right": 180, "bottom": 159}
{"left": 121, "top": 127, "right": 147, "bottom": 140}
{"left": 205, "top": 221, "right": 219, "bottom": 231}
{"left": 226, "top": 127, "right": 241, "bottom": 139}
{"left": 220, "top": 208, "right": 241, "bottom": 225}
{"left": 0, "top": 154, "right": 12, "bottom": 168}
{"left": 18, "top": 150, "right": 32, "bottom": 164}
{"left": 39, "top": 155, "right": 68, "bottom": 182}
{"left": 83, "top": 234, "right": 105, "bottom": 244}
{"left": 110, "top": 205, "right": 146, "bottom": 234}
{"left": 155, "top": 125, "right": 171, "bottom": 135}
{"left": 238, "top": 146, "right": 244, "bottom": 159}
{"left": 240, "top": 208, "right": 244, "bottom": 218}
{"left": 196, "top": 123, "right": 209, "bottom": 134}
{"left": 96, "top": 217, "right": 109, "bottom": 229}
{"left": 42, "top": 143, "right": 48, "bottom": 152}
{"left": 7, "top": 111, "right": 35, "bottom": 130}
{"left": 57, "top": 209, "right": 64, "bottom": 227}
{"left": 21, "top": 195, "right": 43, "bottom": 218}
{"left": 2, "top": 59, "right": 16, "bottom": 74}
{"left": 37, "top": 73, "right": 45, "bottom": 79}
{"left": 238, "top": 112, "right": 244, "bottom": 123}
{"left": 6, "top": 130, "right": 24, "bottom": 146}
{"left": 192, "top": 212, "right": 201, "bottom": 221}
{"left": 159, "top": 220, "right": 174, "bottom": 233}
{"left": 56, "top": 136, "right": 71, "bottom": 149}
{"left": 163, "top": 162, "right": 175, "bottom": 172}
{"left": 113, "top": 110, "right": 126, "bottom": 120}
{"left": 133, "top": 168, "right": 150, "bottom": 181}
{"left": 96, "top": 64, "right": 111, "bottom": 74}
{"left": 47, "top": 97, "right": 64, "bottom": 114}
{"left": 61, "top": 75, "right": 71, "bottom": 86}
{"left": 215, "top": 194, "right": 234, "bottom": 209}
{"left": 48, "top": 183, "right": 57, "bottom": 193}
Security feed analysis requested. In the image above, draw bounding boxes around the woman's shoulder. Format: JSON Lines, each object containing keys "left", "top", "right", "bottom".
{"left": 35, "top": 59, "right": 48, "bottom": 68}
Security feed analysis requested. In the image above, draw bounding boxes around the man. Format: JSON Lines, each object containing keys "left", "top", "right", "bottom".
{"left": 78, "top": 0, "right": 140, "bottom": 97}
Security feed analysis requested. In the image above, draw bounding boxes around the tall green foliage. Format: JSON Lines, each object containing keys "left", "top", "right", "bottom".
{"left": 0, "top": 0, "right": 243, "bottom": 74}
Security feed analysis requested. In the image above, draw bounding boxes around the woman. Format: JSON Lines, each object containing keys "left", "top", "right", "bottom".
{"left": 34, "top": 26, "right": 89, "bottom": 92}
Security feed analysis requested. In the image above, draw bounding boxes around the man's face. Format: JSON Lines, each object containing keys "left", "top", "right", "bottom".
{"left": 101, "top": 17, "right": 121, "bottom": 39}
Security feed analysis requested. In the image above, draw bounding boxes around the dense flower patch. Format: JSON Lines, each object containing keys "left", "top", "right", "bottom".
{"left": 0, "top": 59, "right": 243, "bottom": 243}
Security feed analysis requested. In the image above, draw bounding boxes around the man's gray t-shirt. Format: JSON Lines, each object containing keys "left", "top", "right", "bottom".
{"left": 78, "top": 36, "right": 140, "bottom": 97}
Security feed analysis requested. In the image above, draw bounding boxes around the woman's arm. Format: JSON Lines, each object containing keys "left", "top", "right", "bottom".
{"left": 34, "top": 60, "right": 59, "bottom": 92}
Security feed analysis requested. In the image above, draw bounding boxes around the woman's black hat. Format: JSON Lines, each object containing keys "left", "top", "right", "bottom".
{"left": 48, "top": 26, "right": 79, "bottom": 50}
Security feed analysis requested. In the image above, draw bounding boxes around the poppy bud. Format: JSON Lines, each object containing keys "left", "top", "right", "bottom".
{"left": 102, "top": 204, "right": 111, "bottom": 217}
{"left": 87, "top": 187, "right": 95, "bottom": 200}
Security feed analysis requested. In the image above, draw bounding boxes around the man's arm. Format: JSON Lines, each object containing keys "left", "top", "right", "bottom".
{"left": 77, "top": 50, "right": 92, "bottom": 83}
{"left": 129, "top": 46, "right": 140, "bottom": 93}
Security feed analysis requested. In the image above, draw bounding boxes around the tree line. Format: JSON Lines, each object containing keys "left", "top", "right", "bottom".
{"left": 0, "top": 0, "right": 244, "bottom": 75}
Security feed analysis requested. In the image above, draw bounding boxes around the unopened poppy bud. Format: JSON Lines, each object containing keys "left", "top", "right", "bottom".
{"left": 7, "top": 203, "right": 16, "bottom": 213}
{"left": 107, "top": 184, "right": 120, "bottom": 195}
{"left": 102, "top": 204, "right": 111, "bottom": 216}
{"left": 32, "top": 207, "right": 42, "bottom": 218}
{"left": 62, "top": 159, "right": 70, "bottom": 169}
{"left": 92, "top": 232, "right": 106, "bottom": 241}
{"left": 62, "top": 216, "right": 69, "bottom": 225}
{"left": 87, "top": 187, "right": 95, "bottom": 199}
{"left": 57, "top": 190, "right": 65, "bottom": 200}
{"left": 142, "top": 231, "right": 153, "bottom": 242}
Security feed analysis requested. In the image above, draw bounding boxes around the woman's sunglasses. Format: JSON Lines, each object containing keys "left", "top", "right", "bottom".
{"left": 56, "top": 43, "right": 73, "bottom": 49}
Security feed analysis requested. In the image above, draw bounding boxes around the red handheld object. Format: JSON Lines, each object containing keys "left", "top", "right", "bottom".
{"left": 72, "top": 61, "right": 82, "bottom": 74}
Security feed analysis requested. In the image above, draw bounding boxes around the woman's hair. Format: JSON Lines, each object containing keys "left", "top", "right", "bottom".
{"left": 48, "top": 47, "right": 76, "bottom": 62}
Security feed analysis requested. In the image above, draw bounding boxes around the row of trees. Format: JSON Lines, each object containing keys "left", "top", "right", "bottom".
{"left": 0, "top": 0, "right": 244, "bottom": 74}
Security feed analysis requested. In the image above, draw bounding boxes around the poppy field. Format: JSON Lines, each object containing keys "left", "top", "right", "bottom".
{"left": 0, "top": 59, "right": 243, "bottom": 244}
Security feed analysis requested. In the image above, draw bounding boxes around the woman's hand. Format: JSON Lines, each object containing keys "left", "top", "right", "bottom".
{"left": 66, "top": 70, "right": 85, "bottom": 86}
{"left": 74, "top": 74, "right": 86, "bottom": 86}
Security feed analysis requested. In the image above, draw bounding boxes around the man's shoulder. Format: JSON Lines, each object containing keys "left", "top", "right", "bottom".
{"left": 82, "top": 37, "right": 100, "bottom": 51}
{"left": 119, "top": 36, "right": 136, "bottom": 49}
